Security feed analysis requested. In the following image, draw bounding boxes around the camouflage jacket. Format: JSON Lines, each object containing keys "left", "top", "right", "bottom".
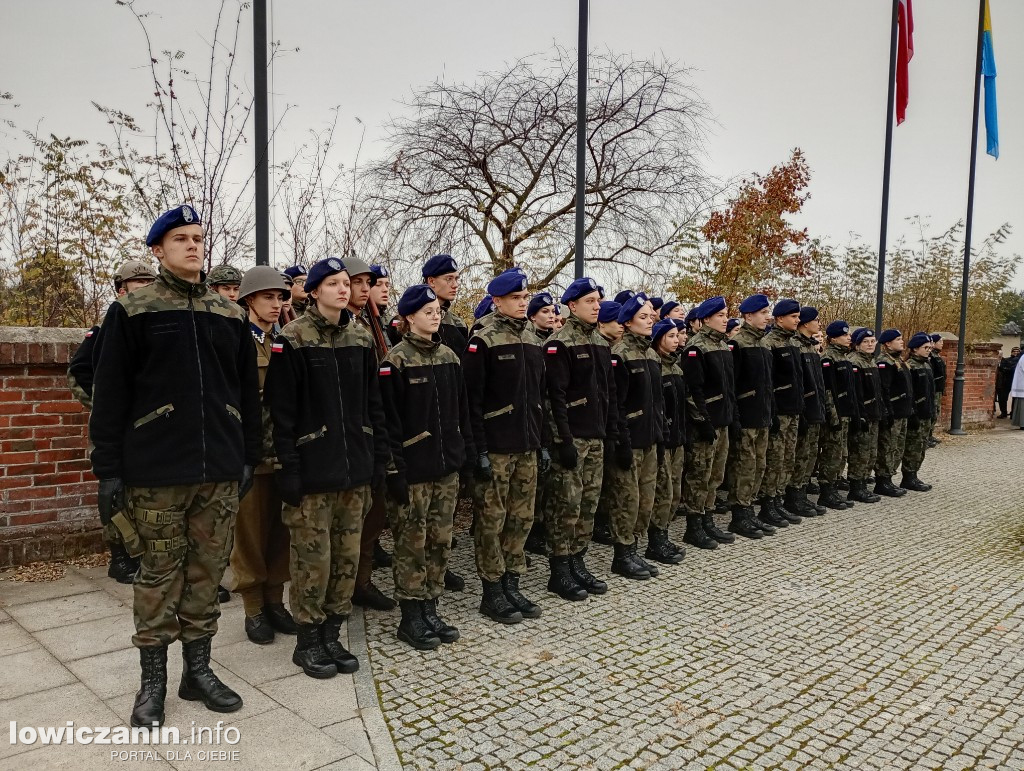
{"left": 659, "top": 352, "right": 688, "bottom": 448}
{"left": 89, "top": 265, "right": 260, "bottom": 487}
{"left": 876, "top": 348, "right": 913, "bottom": 420}
{"left": 681, "top": 326, "right": 737, "bottom": 430}
{"left": 544, "top": 313, "right": 616, "bottom": 443}
{"left": 761, "top": 327, "right": 804, "bottom": 416}
{"left": 728, "top": 324, "right": 773, "bottom": 429}
{"left": 611, "top": 329, "right": 664, "bottom": 449}
{"left": 821, "top": 342, "right": 859, "bottom": 422}
{"left": 796, "top": 333, "right": 826, "bottom": 424}
{"left": 848, "top": 349, "right": 885, "bottom": 421}
{"left": 439, "top": 301, "right": 469, "bottom": 355}
{"left": 906, "top": 353, "right": 937, "bottom": 421}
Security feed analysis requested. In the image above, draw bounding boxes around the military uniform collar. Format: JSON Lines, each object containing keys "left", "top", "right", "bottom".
{"left": 306, "top": 302, "right": 350, "bottom": 331}
{"left": 704, "top": 327, "right": 728, "bottom": 343}
{"left": 567, "top": 314, "right": 596, "bottom": 334}
{"left": 249, "top": 322, "right": 270, "bottom": 344}
{"left": 769, "top": 326, "right": 795, "bottom": 340}
{"left": 494, "top": 310, "right": 527, "bottom": 333}
{"left": 623, "top": 329, "right": 652, "bottom": 349}
{"left": 159, "top": 265, "right": 208, "bottom": 297}
{"left": 741, "top": 325, "right": 768, "bottom": 341}
{"left": 403, "top": 331, "right": 442, "bottom": 353}
{"left": 827, "top": 342, "right": 850, "bottom": 355}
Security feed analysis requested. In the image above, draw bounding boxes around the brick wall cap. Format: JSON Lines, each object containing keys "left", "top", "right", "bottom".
{"left": 0, "top": 327, "right": 90, "bottom": 345}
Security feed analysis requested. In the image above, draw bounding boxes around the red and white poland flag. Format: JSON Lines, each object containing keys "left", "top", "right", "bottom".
{"left": 546, "top": 346, "right": 558, "bottom": 355}
{"left": 379, "top": 365, "right": 392, "bottom": 377}
{"left": 468, "top": 343, "right": 479, "bottom": 353}
{"left": 271, "top": 342, "right": 284, "bottom": 354}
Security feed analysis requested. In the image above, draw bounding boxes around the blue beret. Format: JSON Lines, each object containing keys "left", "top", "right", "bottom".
{"left": 908, "top": 332, "right": 931, "bottom": 350}
{"left": 878, "top": 328, "right": 902, "bottom": 345}
{"left": 283, "top": 264, "right": 308, "bottom": 279}
{"left": 651, "top": 319, "right": 677, "bottom": 346}
{"left": 397, "top": 284, "right": 438, "bottom": 317}
{"left": 598, "top": 301, "right": 622, "bottom": 324}
{"left": 146, "top": 205, "right": 201, "bottom": 247}
{"left": 487, "top": 268, "right": 529, "bottom": 297}
{"left": 695, "top": 295, "right": 727, "bottom": 320}
{"left": 799, "top": 306, "right": 819, "bottom": 325}
{"left": 672, "top": 319, "right": 688, "bottom": 331}
{"left": 727, "top": 318, "right": 741, "bottom": 332}
{"left": 738, "top": 294, "right": 769, "bottom": 314}
{"left": 618, "top": 292, "right": 650, "bottom": 325}
{"left": 659, "top": 301, "right": 680, "bottom": 319}
{"left": 929, "top": 333, "right": 942, "bottom": 343}
{"left": 772, "top": 298, "right": 800, "bottom": 317}
{"left": 851, "top": 328, "right": 875, "bottom": 347}
{"left": 528, "top": 292, "right": 556, "bottom": 318}
{"left": 369, "top": 264, "right": 389, "bottom": 280}
{"left": 684, "top": 307, "right": 698, "bottom": 324}
{"left": 650, "top": 297, "right": 664, "bottom": 311}
{"left": 561, "top": 277, "right": 602, "bottom": 304}
{"left": 826, "top": 320, "right": 850, "bottom": 338}
{"left": 305, "top": 257, "right": 347, "bottom": 294}
{"left": 474, "top": 295, "right": 493, "bottom": 320}
{"left": 613, "top": 290, "right": 636, "bottom": 305}
{"left": 422, "top": 253, "right": 459, "bottom": 278}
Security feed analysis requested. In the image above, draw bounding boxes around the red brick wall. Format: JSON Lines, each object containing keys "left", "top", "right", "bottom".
{"left": 936, "top": 341, "right": 999, "bottom": 430}
{"left": 0, "top": 327, "right": 103, "bottom": 567}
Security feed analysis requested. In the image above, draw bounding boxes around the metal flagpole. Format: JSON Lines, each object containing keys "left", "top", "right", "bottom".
{"left": 874, "top": 0, "right": 900, "bottom": 333}
{"left": 253, "top": 0, "right": 270, "bottom": 266}
{"left": 573, "top": 0, "right": 588, "bottom": 279}
{"left": 949, "top": 0, "right": 988, "bottom": 435}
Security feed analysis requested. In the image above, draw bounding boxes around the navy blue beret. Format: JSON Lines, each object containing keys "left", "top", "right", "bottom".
{"left": 617, "top": 292, "right": 650, "bottom": 325}
{"left": 598, "top": 301, "right": 622, "bottom": 324}
{"left": 851, "top": 328, "right": 875, "bottom": 346}
{"left": 659, "top": 301, "right": 680, "bottom": 319}
{"left": 878, "top": 328, "right": 902, "bottom": 345}
{"left": 528, "top": 292, "right": 556, "bottom": 318}
{"left": 684, "top": 307, "right": 698, "bottom": 324}
{"left": 738, "top": 294, "right": 769, "bottom": 314}
{"left": 727, "top": 318, "right": 741, "bottom": 332}
{"left": 146, "top": 205, "right": 201, "bottom": 247}
{"left": 305, "top": 257, "right": 347, "bottom": 294}
{"left": 422, "top": 253, "right": 459, "bottom": 278}
{"left": 487, "top": 268, "right": 529, "bottom": 297}
{"left": 907, "top": 332, "right": 931, "bottom": 350}
{"left": 561, "top": 277, "right": 602, "bottom": 304}
{"left": 474, "top": 295, "right": 493, "bottom": 320}
{"left": 929, "top": 333, "right": 942, "bottom": 343}
{"left": 773, "top": 298, "right": 800, "bottom": 317}
{"left": 799, "top": 306, "right": 819, "bottom": 324}
{"left": 651, "top": 319, "right": 677, "bottom": 346}
{"left": 826, "top": 320, "right": 850, "bottom": 338}
{"left": 650, "top": 297, "right": 664, "bottom": 311}
{"left": 283, "top": 264, "right": 308, "bottom": 279}
{"left": 370, "top": 264, "right": 389, "bottom": 280}
{"left": 695, "top": 295, "right": 727, "bottom": 320}
{"left": 613, "top": 290, "right": 636, "bottom": 305}
{"left": 397, "top": 284, "right": 438, "bottom": 317}
{"left": 672, "top": 319, "right": 688, "bottom": 331}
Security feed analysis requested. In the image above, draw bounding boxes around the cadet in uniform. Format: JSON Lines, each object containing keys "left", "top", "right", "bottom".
{"left": 928, "top": 334, "right": 948, "bottom": 445}
{"left": 901, "top": 333, "right": 936, "bottom": 492}
{"left": 90, "top": 205, "right": 260, "bottom": 727}
{"left": 591, "top": 300, "right": 624, "bottom": 545}
{"left": 846, "top": 328, "right": 883, "bottom": 504}
{"left": 230, "top": 267, "right": 296, "bottom": 645}
{"left": 283, "top": 265, "right": 309, "bottom": 316}
{"left": 264, "top": 258, "right": 389, "bottom": 679}
{"left": 607, "top": 293, "right": 664, "bottom": 579}
{"left": 525, "top": 292, "right": 559, "bottom": 557}
{"left": 874, "top": 329, "right": 911, "bottom": 498}
{"left": 725, "top": 294, "right": 778, "bottom": 538}
{"left": 68, "top": 259, "right": 157, "bottom": 583}
{"left": 659, "top": 301, "right": 686, "bottom": 321}
{"left": 462, "top": 268, "right": 546, "bottom": 624}
{"left": 648, "top": 319, "right": 687, "bottom": 561}
{"left": 817, "top": 321, "right": 858, "bottom": 510}
{"left": 206, "top": 264, "right": 242, "bottom": 302}
{"left": 379, "top": 285, "right": 474, "bottom": 650}
{"left": 368, "top": 264, "right": 396, "bottom": 571}
{"left": 792, "top": 307, "right": 827, "bottom": 516}
{"left": 543, "top": 278, "right": 613, "bottom": 599}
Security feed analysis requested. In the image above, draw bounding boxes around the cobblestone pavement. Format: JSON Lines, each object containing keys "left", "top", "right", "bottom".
{"left": 364, "top": 425, "right": 1024, "bottom": 770}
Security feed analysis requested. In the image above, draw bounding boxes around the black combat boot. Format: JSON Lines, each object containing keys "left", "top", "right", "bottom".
{"left": 900, "top": 472, "right": 932, "bottom": 492}
{"left": 774, "top": 495, "right": 803, "bottom": 523}
{"left": 244, "top": 613, "right": 275, "bottom": 645}
{"left": 569, "top": 549, "right": 608, "bottom": 594}
{"left": 611, "top": 542, "right": 651, "bottom": 579}
{"left": 480, "top": 579, "right": 524, "bottom": 624}
{"left": 873, "top": 475, "right": 906, "bottom": 498}
{"left": 444, "top": 569, "right": 466, "bottom": 592}
{"left": 372, "top": 540, "right": 393, "bottom": 569}
{"left": 292, "top": 623, "right": 338, "bottom": 678}
{"left": 525, "top": 521, "right": 547, "bottom": 556}
{"left": 179, "top": 637, "right": 243, "bottom": 711}
{"left": 420, "top": 599, "right": 460, "bottom": 643}
{"left": 645, "top": 528, "right": 685, "bottom": 564}
{"left": 748, "top": 505, "right": 777, "bottom": 535}
{"left": 107, "top": 542, "right": 139, "bottom": 584}
{"left": 547, "top": 556, "right": 589, "bottom": 601}
{"left": 130, "top": 646, "right": 167, "bottom": 728}
{"left": 683, "top": 514, "right": 719, "bottom": 550}
{"left": 835, "top": 477, "right": 850, "bottom": 491}
{"left": 806, "top": 479, "right": 820, "bottom": 495}
{"left": 818, "top": 483, "right": 851, "bottom": 511}
{"left": 264, "top": 603, "right": 298, "bottom": 634}
{"left": 728, "top": 506, "right": 764, "bottom": 539}
{"left": 758, "top": 498, "right": 788, "bottom": 528}
{"left": 785, "top": 486, "right": 817, "bottom": 517}
{"left": 591, "top": 519, "right": 614, "bottom": 545}
{"left": 501, "top": 572, "right": 542, "bottom": 618}
{"left": 352, "top": 581, "right": 397, "bottom": 611}
{"left": 217, "top": 586, "right": 231, "bottom": 603}
{"left": 847, "top": 479, "right": 880, "bottom": 504}
{"left": 801, "top": 485, "right": 826, "bottom": 516}
{"left": 702, "top": 512, "right": 736, "bottom": 544}
{"left": 397, "top": 600, "right": 441, "bottom": 650}
{"left": 630, "top": 541, "right": 659, "bottom": 577}
{"left": 321, "top": 614, "right": 360, "bottom": 672}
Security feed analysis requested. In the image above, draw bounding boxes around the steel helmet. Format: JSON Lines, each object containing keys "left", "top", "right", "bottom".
{"left": 238, "top": 265, "right": 291, "bottom": 300}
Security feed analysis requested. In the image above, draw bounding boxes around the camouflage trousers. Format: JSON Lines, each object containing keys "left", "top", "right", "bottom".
{"left": 387, "top": 472, "right": 458, "bottom": 601}
{"left": 534, "top": 451, "right": 551, "bottom": 529}
{"left": 128, "top": 482, "right": 238, "bottom": 649}
{"left": 816, "top": 419, "right": 849, "bottom": 483}
{"left": 792, "top": 422, "right": 822, "bottom": 487}
{"left": 876, "top": 418, "right": 908, "bottom": 477}
{"left": 229, "top": 471, "right": 290, "bottom": 616}
{"left": 593, "top": 443, "right": 615, "bottom": 535}
{"left": 606, "top": 445, "right": 658, "bottom": 545}
{"left": 652, "top": 445, "right": 686, "bottom": 530}
{"left": 282, "top": 485, "right": 371, "bottom": 624}
{"left": 725, "top": 427, "right": 769, "bottom": 507}
{"left": 848, "top": 420, "right": 879, "bottom": 479}
{"left": 683, "top": 431, "right": 730, "bottom": 514}
{"left": 901, "top": 418, "right": 930, "bottom": 474}
{"left": 545, "top": 439, "right": 604, "bottom": 556}
{"left": 475, "top": 451, "right": 537, "bottom": 582}
{"left": 931, "top": 393, "right": 942, "bottom": 434}
{"left": 758, "top": 415, "right": 799, "bottom": 498}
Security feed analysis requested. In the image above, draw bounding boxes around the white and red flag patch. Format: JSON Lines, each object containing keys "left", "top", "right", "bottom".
{"left": 468, "top": 343, "right": 479, "bottom": 353}
{"left": 379, "top": 365, "right": 392, "bottom": 376}
{"left": 688, "top": 350, "right": 698, "bottom": 357}
{"left": 546, "top": 346, "right": 558, "bottom": 354}
{"left": 271, "top": 342, "right": 284, "bottom": 353}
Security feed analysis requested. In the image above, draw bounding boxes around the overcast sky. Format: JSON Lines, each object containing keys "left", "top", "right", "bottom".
{"left": 2, "top": 0, "right": 1022, "bottom": 288}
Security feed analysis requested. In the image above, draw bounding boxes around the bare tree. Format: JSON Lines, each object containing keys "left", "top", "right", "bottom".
{"left": 367, "top": 47, "right": 717, "bottom": 290}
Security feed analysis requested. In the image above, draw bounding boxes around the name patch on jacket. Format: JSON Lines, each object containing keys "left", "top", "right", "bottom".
{"left": 497, "top": 354, "right": 516, "bottom": 361}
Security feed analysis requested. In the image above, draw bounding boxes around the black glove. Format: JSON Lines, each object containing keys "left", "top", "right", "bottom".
{"left": 555, "top": 441, "right": 578, "bottom": 469}
{"left": 97, "top": 477, "right": 125, "bottom": 527}
{"left": 829, "top": 419, "right": 842, "bottom": 432}
{"left": 614, "top": 442, "right": 634, "bottom": 470}
{"left": 276, "top": 472, "right": 303, "bottom": 507}
{"left": 475, "top": 452, "right": 493, "bottom": 481}
{"left": 728, "top": 421, "right": 742, "bottom": 442}
{"left": 770, "top": 414, "right": 781, "bottom": 435}
{"left": 656, "top": 443, "right": 666, "bottom": 466}
{"left": 371, "top": 465, "right": 387, "bottom": 494}
{"left": 238, "top": 464, "right": 255, "bottom": 500}
{"left": 797, "top": 417, "right": 808, "bottom": 436}
{"left": 883, "top": 416, "right": 894, "bottom": 430}
{"left": 696, "top": 421, "right": 717, "bottom": 443}
{"left": 386, "top": 473, "right": 410, "bottom": 506}
{"left": 538, "top": 447, "right": 552, "bottom": 476}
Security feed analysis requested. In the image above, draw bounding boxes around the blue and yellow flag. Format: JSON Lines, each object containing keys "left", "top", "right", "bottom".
{"left": 982, "top": 0, "right": 998, "bottom": 158}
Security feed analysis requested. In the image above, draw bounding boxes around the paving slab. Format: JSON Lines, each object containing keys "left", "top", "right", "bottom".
{"left": 0, "top": 647, "right": 77, "bottom": 700}
{"left": 7, "top": 590, "right": 129, "bottom": 633}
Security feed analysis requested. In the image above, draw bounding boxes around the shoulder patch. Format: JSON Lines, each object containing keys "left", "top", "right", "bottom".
{"left": 611, "top": 359, "right": 618, "bottom": 367}
{"left": 546, "top": 345, "right": 558, "bottom": 354}
{"left": 467, "top": 343, "right": 479, "bottom": 353}
{"left": 688, "top": 350, "right": 698, "bottom": 357}
{"left": 379, "top": 365, "right": 392, "bottom": 376}
{"left": 878, "top": 363, "right": 886, "bottom": 368}
{"left": 823, "top": 361, "right": 831, "bottom": 367}
{"left": 271, "top": 342, "right": 284, "bottom": 353}
{"left": 85, "top": 329, "right": 95, "bottom": 338}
